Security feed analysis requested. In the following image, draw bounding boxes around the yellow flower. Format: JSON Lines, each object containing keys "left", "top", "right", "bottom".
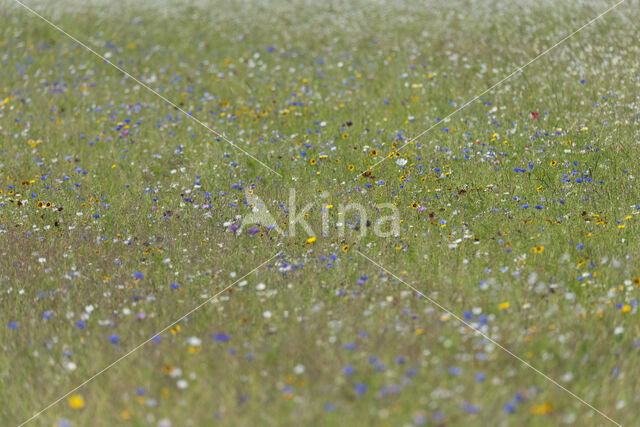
{"left": 306, "top": 236, "right": 316, "bottom": 244}
{"left": 533, "top": 246, "right": 544, "bottom": 254}
{"left": 68, "top": 394, "right": 85, "bottom": 409}
{"left": 309, "top": 158, "right": 317, "bottom": 165}
{"left": 498, "top": 301, "right": 510, "bottom": 310}
{"left": 341, "top": 244, "right": 349, "bottom": 252}
{"left": 369, "top": 149, "right": 378, "bottom": 157}
{"left": 531, "top": 403, "right": 553, "bottom": 414}
{"left": 348, "top": 164, "right": 354, "bottom": 171}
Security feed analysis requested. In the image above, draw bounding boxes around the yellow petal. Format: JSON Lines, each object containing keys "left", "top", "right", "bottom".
{"left": 68, "top": 395, "right": 85, "bottom": 409}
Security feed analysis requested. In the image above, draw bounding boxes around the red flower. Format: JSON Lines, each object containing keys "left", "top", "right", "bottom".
{"left": 531, "top": 111, "right": 539, "bottom": 119}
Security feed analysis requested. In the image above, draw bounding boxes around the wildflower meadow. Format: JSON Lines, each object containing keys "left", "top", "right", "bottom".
{"left": 1, "top": 0, "right": 639, "bottom": 425}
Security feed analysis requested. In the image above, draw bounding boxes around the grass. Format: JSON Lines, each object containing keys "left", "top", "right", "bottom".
{"left": 1, "top": 0, "right": 639, "bottom": 425}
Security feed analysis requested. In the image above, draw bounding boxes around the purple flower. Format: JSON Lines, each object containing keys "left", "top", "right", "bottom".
{"left": 463, "top": 403, "right": 480, "bottom": 414}
{"left": 432, "top": 412, "right": 445, "bottom": 422}
{"left": 213, "top": 333, "right": 231, "bottom": 342}
{"left": 109, "top": 334, "right": 120, "bottom": 344}
{"left": 342, "top": 366, "right": 355, "bottom": 375}
{"left": 134, "top": 271, "right": 143, "bottom": 280}
{"left": 413, "top": 413, "right": 427, "bottom": 425}
{"left": 353, "top": 383, "right": 368, "bottom": 396}
{"left": 405, "top": 368, "right": 417, "bottom": 378}
{"left": 342, "top": 342, "right": 357, "bottom": 350}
